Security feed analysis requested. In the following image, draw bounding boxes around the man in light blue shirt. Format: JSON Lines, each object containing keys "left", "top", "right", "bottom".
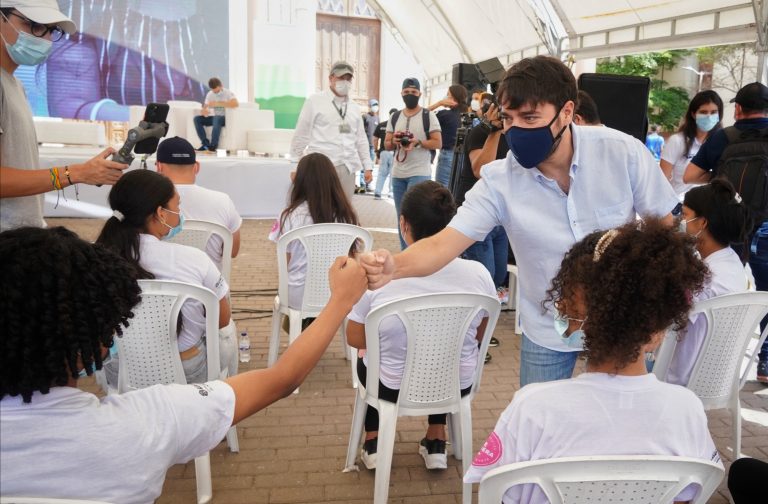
{"left": 645, "top": 125, "right": 664, "bottom": 161}
{"left": 361, "top": 56, "right": 678, "bottom": 386}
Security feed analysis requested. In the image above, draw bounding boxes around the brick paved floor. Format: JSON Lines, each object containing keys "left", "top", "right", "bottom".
{"left": 53, "top": 191, "right": 768, "bottom": 503}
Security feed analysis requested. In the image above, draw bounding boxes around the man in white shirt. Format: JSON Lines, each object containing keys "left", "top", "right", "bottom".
{"left": 290, "top": 61, "right": 373, "bottom": 198}
{"left": 193, "top": 76, "right": 238, "bottom": 152}
{"left": 155, "top": 136, "right": 242, "bottom": 271}
{"left": 361, "top": 56, "right": 679, "bottom": 387}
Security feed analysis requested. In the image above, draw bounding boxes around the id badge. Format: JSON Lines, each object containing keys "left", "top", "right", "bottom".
{"left": 339, "top": 123, "right": 352, "bottom": 134}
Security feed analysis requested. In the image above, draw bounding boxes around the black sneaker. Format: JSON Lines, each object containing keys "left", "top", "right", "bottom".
{"left": 196, "top": 144, "right": 209, "bottom": 151}
{"left": 361, "top": 437, "right": 377, "bottom": 470}
{"left": 484, "top": 352, "right": 492, "bottom": 364}
{"left": 488, "top": 337, "right": 500, "bottom": 347}
{"left": 419, "top": 438, "right": 447, "bottom": 469}
{"left": 373, "top": 194, "right": 382, "bottom": 200}
{"left": 757, "top": 360, "right": 768, "bottom": 384}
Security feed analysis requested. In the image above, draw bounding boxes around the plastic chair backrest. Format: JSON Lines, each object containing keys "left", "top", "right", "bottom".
{"left": 166, "top": 219, "right": 234, "bottom": 284}
{"left": 364, "top": 292, "right": 501, "bottom": 416}
{"left": 0, "top": 499, "right": 114, "bottom": 504}
{"left": 477, "top": 455, "right": 724, "bottom": 504}
{"left": 116, "top": 279, "right": 220, "bottom": 393}
{"left": 276, "top": 223, "right": 373, "bottom": 316}
{"left": 654, "top": 291, "right": 768, "bottom": 409}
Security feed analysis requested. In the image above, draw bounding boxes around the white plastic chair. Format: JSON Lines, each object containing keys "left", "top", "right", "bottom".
{"left": 343, "top": 292, "right": 501, "bottom": 504}
{"left": 504, "top": 264, "right": 521, "bottom": 334}
{"left": 114, "top": 279, "right": 239, "bottom": 504}
{"left": 0, "top": 499, "right": 113, "bottom": 504}
{"left": 653, "top": 291, "right": 768, "bottom": 459}
{"left": 476, "top": 455, "right": 724, "bottom": 504}
{"left": 268, "top": 223, "right": 373, "bottom": 390}
{"left": 166, "top": 219, "right": 234, "bottom": 284}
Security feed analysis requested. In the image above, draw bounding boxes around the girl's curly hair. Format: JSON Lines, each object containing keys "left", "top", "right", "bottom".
{"left": 545, "top": 218, "right": 709, "bottom": 371}
{"left": 1, "top": 227, "right": 142, "bottom": 403}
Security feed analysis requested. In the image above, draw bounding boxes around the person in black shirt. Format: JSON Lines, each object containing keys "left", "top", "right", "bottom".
{"left": 429, "top": 84, "right": 468, "bottom": 187}
{"left": 373, "top": 108, "right": 397, "bottom": 199}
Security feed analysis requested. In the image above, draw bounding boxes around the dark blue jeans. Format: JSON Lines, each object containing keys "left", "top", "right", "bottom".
{"left": 751, "top": 222, "right": 768, "bottom": 363}
{"left": 193, "top": 115, "right": 226, "bottom": 149}
{"left": 462, "top": 225, "right": 509, "bottom": 288}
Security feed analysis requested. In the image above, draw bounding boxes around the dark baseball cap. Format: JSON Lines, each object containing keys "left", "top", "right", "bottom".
{"left": 157, "top": 137, "right": 196, "bottom": 164}
{"left": 402, "top": 78, "right": 420, "bottom": 91}
{"left": 730, "top": 82, "right": 768, "bottom": 110}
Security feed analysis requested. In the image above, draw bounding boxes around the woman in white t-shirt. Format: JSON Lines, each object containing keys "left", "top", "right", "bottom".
{"left": 347, "top": 181, "right": 496, "bottom": 471}
{"left": 667, "top": 178, "right": 752, "bottom": 385}
{"left": 465, "top": 219, "right": 722, "bottom": 503}
{"left": 269, "top": 153, "right": 359, "bottom": 312}
{"left": 96, "top": 169, "right": 234, "bottom": 383}
{"left": 660, "top": 90, "right": 723, "bottom": 198}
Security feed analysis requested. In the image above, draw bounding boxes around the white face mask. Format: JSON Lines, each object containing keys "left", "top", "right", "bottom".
{"left": 371, "top": 105, "right": 379, "bottom": 113}
{"left": 334, "top": 80, "right": 351, "bottom": 96}
{"left": 470, "top": 99, "right": 481, "bottom": 112}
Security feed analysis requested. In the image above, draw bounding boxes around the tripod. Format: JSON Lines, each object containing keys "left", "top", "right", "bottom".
{"left": 448, "top": 114, "right": 477, "bottom": 205}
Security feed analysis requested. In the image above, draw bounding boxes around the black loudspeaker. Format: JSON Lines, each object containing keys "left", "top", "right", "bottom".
{"left": 476, "top": 57, "right": 506, "bottom": 89}
{"left": 453, "top": 63, "right": 484, "bottom": 92}
{"left": 577, "top": 73, "right": 651, "bottom": 142}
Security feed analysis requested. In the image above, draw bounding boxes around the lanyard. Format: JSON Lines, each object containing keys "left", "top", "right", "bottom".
{"left": 332, "top": 100, "right": 347, "bottom": 120}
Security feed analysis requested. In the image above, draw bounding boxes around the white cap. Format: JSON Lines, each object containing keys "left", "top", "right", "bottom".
{"left": 2, "top": 0, "right": 77, "bottom": 34}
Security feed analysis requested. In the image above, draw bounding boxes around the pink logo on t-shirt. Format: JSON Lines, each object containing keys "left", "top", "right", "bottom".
{"left": 472, "top": 431, "right": 502, "bottom": 466}
{"left": 270, "top": 220, "right": 279, "bottom": 233}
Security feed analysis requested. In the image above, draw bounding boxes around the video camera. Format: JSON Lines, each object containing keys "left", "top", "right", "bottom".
{"left": 112, "top": 103, "right": 170, "bottom": 166}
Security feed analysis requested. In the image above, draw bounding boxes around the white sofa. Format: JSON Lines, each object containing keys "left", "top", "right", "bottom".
{"left": 34, "top": 117, "right": 107, "bottom": 146}
{"left": 247, "top": 128, "right": 295, "bottom": 156}
{"left": 189, "top": 103, "right": 275, "bottom": 152}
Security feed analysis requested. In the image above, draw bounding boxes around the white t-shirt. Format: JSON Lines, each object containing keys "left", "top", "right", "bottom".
{"left": 348, "top": 258, "right": 496, "bottom": 390}
{"left": 464, "top": 373, "right": 721, "bottom": 503}
{"left": 176, "top": 183, "right": 242, "bottom": 271}
{"left": 667, "top": 247, "right": 749, "bottom": 385}
{"left": 204, "top": 88, "right": 236, "bottom": 116}
{"left": 661, "top": 132, "right": 703, "bottom": 197}
{"left": 139, "top": 234, "right": 229, "bottom": 351}
{"left": 268, "top": 202, "right": 313, "bottom": 310}
{"left": 386, "top": 107, "right": 441, "bottom": 178}
{"left": 0, "top": 381, "right": 235, "bottom": 504}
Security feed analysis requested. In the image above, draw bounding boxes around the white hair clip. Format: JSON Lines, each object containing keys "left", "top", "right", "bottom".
{"left": 734, "top": 192, "right": 743, "bottom": 204}
{"left": 113, "top": 210, "right": 125, "bottom": 222}
{"left": 593, "top": 229, "right": 620, "bottom": 263}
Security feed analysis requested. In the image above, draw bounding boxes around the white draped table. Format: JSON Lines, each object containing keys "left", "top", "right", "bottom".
{"left": 39, "top": 147, "right": 293, "bottom": 219}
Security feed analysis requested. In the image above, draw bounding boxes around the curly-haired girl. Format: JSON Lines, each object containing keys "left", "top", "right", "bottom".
{"left": 668, "top": 178, "right": 752, "bottom": 385}
{"left": 465, "top": 218, "right": 721, "bottom": 503}
{"left": 0, "top": 226, "right": 368, "bottom": 501}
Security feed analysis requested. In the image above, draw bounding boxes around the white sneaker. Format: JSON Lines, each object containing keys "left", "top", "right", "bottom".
{"left": 361, "top": 438, "right": 377, "bottom": 470}
{"left": 418, "top": 438, "right": 447, "bottom": 470}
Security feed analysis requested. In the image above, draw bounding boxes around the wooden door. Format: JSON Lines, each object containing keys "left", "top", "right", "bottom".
{"left": 316, "top": 14, "right": 380, "bottom": 106}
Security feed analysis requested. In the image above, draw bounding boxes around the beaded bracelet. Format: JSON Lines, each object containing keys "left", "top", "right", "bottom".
{"left": 64, "top": 165, "right": 79, "bottom": 200}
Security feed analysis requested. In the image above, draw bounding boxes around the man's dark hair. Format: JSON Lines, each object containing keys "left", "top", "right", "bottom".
{"left": 575, "top": 90, "right": 600, "bottom": 125}
{"left": 400, "top": 181, "right": 457, "bottom": 241}
{"left": 650, "top": 125, "right": 658, "bottom": 132}
{"left": 499, "top": 56, "right": 577, "bottom": 111}
{"left": 0, "top": 227, "right": 141, "bottom": 403}
{"left": 208, "top": 77, "right": 223, "bottom": 89}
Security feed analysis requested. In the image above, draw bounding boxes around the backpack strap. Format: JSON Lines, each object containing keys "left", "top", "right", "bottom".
{"left": 422, "top": 108, "right": 431, "bottom": 136}
{"left": 390, "top": 109, "right": 402, "bottom": 130}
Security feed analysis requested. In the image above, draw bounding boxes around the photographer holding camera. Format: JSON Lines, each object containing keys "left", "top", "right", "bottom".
{"left": 385, "top": 77, "right": 442, "bottom": 249}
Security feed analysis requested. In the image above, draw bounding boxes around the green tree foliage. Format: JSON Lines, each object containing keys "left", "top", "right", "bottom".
{"left": 596, "top": 50, "right": 690, "bottom": 132}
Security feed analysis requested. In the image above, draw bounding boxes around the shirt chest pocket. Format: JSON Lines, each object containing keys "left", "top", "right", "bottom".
{"left": 594, "top": 199, "right": 633, "bottom": 229}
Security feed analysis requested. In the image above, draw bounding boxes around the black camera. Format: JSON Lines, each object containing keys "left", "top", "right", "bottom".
{"left": 459, "top": 112, "right": 477, "bottom": 128}
{"left": 481, "top": 95, "right": 497, "bottom": 115}
{"left": 394, "top": 131, "right": 414, "bottom": 147}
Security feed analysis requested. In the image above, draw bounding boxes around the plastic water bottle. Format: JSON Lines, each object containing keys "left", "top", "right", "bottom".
{"left": 238, "top": 331, "right": 251, "bottom": 363}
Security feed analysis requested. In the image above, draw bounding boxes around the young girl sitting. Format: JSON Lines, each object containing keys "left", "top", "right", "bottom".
{"left": 667, "top": 178, "right": 752, "bottom": 385}
{"left": 96, "top": 169, "right": 236, "bottom": 383}
{"left": 347, "top": 181, "right": 496, "bottom": 470}
{"left": 464, "top": 218, "right": 722, "bottom": 503}
{"left": 269, "top": 152, "right": 360, "bottom": 311}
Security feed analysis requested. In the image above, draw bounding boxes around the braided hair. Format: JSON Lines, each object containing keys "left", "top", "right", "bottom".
{"left": 1, "top": 227, "right": 141, "bottom": 403}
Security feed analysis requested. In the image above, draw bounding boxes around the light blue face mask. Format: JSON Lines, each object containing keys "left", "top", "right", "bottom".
{"left": 695, "top": 113, "right": 719, "bottom": 133}
{"left": 1, "top": 14, "right": 53, "bottom": 66}
{"left": 554, "top": 312, "right": 586, "bottom": 349}
{"left": 160, "top": 208, "right": 185, "bottom": 240}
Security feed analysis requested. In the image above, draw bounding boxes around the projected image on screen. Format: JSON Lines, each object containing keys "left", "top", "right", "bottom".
{"left": 18, "top": 0, "right": 229, "bottom": 122}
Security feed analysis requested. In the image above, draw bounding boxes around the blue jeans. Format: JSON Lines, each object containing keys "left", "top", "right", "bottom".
{"left": 393, "top": 175, "right": 431, "bottom": 249}
{"left": 462, "top": 226, "right": 509, "bottom": 288}
{"left": 194, "top": 115, "right": 226, "bottom": 149}
{"left": 519, "top": 333, "right": 579, "bottom": 387}
{"left": 375, "top": 151, "right": 394, "bottom": 196}
{"left": 750, "top": 221, "right": 768, "bottom": 362}
{"left": 435, "top": 148, "right": 454, "bottom": 188}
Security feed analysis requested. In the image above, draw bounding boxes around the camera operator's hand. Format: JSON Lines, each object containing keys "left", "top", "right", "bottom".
{"left": 70, "top": 147, "right": 128, "bottom": 186}
{"left": 484, "top": 103, "right": 503, "bottom": 130}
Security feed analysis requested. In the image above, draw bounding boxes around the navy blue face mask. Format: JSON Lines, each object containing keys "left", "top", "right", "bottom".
{"left": 504, "top": 105, "right": 568, "bottom": 168}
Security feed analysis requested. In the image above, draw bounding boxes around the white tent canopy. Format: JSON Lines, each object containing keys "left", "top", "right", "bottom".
{"left": 367, "top": 0, "right": 766, "bottom": 86}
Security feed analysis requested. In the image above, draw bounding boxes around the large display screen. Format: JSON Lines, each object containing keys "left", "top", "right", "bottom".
{"left": 17, "top": 0, "right": 229, "bottom": 121}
